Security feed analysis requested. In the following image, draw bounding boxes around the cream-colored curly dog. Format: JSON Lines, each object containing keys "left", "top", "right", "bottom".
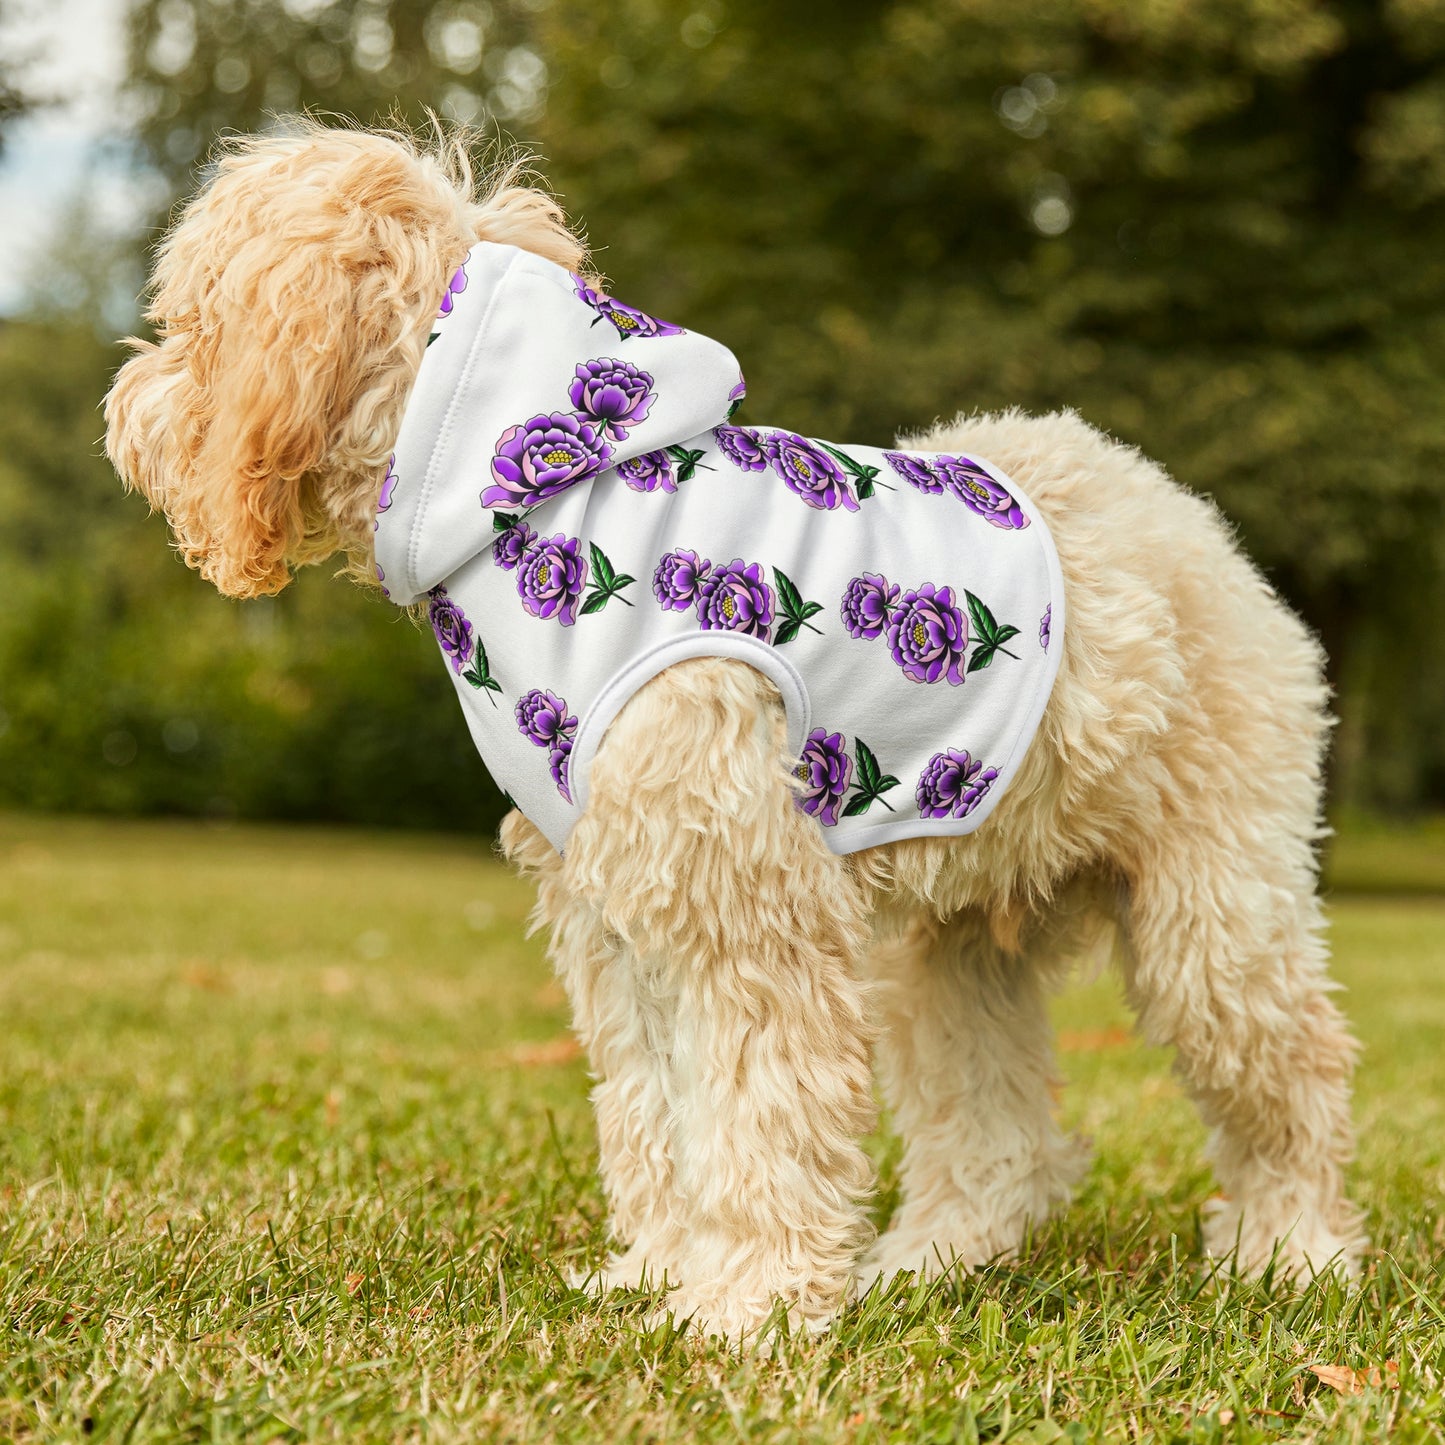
{"left": 105, "top": 123, "right": 1363, "bottom": 1342}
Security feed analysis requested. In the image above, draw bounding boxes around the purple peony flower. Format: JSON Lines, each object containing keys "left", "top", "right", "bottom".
{"left": 653, "top": 549, "right": 713, "bottom": 610}
{"left": 567, "top": 356, "right": 656, "bottom": 440}
{"left": 516, "top": 688, "right": 577, "bottom": 749}
{"left": 712, "top": 424, "right": 768, "bottom": 472}
{"left": 481, "top": 411, "right": 614, "bottom": 510}
{"left": 516, "top": 532, "right": 588, "bottom": 627}
{"left": 375, "top": 455, "right": 398, "bottom": 530}
{"left": 617, "top": 449, "right": 677, "bottom": 493}
{"left": 492, "top": 519, "right": 537, "bottom": 571}
{"left": 887, "top": 582, "right": 969, "bottom": 685}
{"left": 428, "top": 586, "right": 473, "bottom": 673}
{"left": 696, "top": 558, "right": 774, "bottom": 639}
{"left": 438, "top": 262, "right": 468, "bottom": 316}
{"left": 727, "top": 375, "right": 747, "bottom": 418}
{"left": 549, "top": 735, "right": 574, "bottom": 803}
{"left": 936, "top": 456, "right": 1030, "bottom": 529}
{"left": 572, "top": 274, "right": 684, "bottom": 340}
{"left": 841, "top": 573, "right": 900, "bottom": 640}
{"left": 795, "top": 729, "right": 852, "bottom": 828}
{"left": 884, "top": 451, "right": 946, "bottom": 494}
{"left": 916, "top": 749, "right": 999, "bottom": 820}
{"left": 1040, "top": 602, "right": 1052, "bottom": 651}
{"left": 760, "top": 431, "right": 860, "bottom": 512}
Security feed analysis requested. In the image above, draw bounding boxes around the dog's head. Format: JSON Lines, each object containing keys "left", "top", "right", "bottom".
{"left": 105, "top": 121, "right": 586, "bottom": 598}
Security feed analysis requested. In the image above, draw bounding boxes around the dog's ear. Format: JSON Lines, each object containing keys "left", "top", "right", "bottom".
{"left": 107, "top": 238, "right": 396, "bottom": 599}
{"left": 105, "top": 126, "right": 588, "bottom": 598}
{"left": 105, "top": 331, "right": 207, "bottom": 560}
{"left": 105, "top": 131, "right": 464, "bottom": 599}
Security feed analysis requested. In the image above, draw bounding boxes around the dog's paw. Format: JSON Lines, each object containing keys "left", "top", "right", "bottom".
{"left": 858, "top": 1221, "right": 1017, "bottom": 1294}
{"left": 570, "top": 1245, "right": 675, "bottom": 1296}
{"left": 645, "top": 1287, "right": 836, "bottom": 1350}
{"left": 1202, "top": 1196, "right": 1366, "bottom": 1282}
{"left": 860, "top": 1138, "right": 1091, "bottom": 1295}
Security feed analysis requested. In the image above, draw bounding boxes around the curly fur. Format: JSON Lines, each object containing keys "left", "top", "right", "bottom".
{"left": 105, "top": 122, "right": 1365, "bottom": 1344}
{"left": 105, "top": 119, "right": 586, "bottom": 598}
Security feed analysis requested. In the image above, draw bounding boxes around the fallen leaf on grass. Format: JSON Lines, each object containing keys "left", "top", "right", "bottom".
{"left": 1056, "top": 1027, "right": 1133, "bottom": 1052}
{"left": 534, "top": 980, "right": 567, "bottom": 1008}
{"left": 1310, "top": 1362, "right": 1399, "bottom": 1395}
{"left": 498, "top": 1037, "right": 583, "bottom": 1067}
{"left": 180, "top": 960, "right": 230, "bottom": 992}
{"left": 344, "top": 1273, "right": 365, "bottom": 1296}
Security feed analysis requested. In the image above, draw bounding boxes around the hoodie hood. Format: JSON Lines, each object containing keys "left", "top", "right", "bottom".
{"left": 373, "top": 242, "right": 744, "bottom": 606}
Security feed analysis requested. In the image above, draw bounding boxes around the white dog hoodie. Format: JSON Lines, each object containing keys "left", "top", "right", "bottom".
{"left": 373, "top": 241, "right": 1064, "bottom": 855}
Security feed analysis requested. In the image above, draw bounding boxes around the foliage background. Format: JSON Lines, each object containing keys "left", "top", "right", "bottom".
{"left": 3, "top": 0, "right": 1445, "bottom": 829}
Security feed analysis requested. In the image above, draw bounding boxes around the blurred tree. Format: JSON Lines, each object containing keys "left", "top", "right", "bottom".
{"left": 125, "top": 0, "right": 540, "bottom": 180}
{"left": 536, "top": 0, "right": 1445, "bottom": 807}
{"left": 7, "top": 0, "right": 1438, "bottom": 826}
{"left": 0, "top": 316, "right": 504, "bottom": 831}
{"left": 0, "top": 0, "right": 36, "bottom": 152}
{"left": 532, "top": 1, "right": 1445, "bottom": 686}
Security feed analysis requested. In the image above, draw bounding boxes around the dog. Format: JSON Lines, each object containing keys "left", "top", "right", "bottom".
{"left": 105, "top": 122, "right": 1364, "bottom": 1342}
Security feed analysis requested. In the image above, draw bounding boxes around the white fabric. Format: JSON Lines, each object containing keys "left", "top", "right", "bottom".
{"left": 374, "top": 241, "right": 1064, "bottom": 854}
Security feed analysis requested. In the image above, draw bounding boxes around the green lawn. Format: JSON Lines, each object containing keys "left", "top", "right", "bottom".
{"left": 2, "top": 812, "right": 1443, "bottom": 1443}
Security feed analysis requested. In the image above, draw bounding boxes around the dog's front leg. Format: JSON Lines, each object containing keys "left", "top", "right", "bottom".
{"left": 501, "top": 809, "right": 688, "bottom": 1290}
{"left": 565, "top": 659, "right": 878, "bottom": 1344}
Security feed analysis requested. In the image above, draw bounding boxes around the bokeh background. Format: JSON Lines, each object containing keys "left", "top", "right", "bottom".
{"left": 2, "top": 0, "right": 1444, "bottom": 835}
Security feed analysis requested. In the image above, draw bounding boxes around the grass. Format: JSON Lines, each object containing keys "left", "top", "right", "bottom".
{"left": 1, "top": 811, "right": 1443, "bottom": 1443}
{"left": 1324, "top": 810, "right": 1445, "bottom": 896}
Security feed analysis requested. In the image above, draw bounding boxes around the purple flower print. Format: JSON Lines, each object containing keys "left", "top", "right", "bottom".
{"left": 375, "top": 455, "right": 398, "bottom": 530}
{"left": 516, "top": 533, "right": 588, "bottom": 627}
{"left": 653, "top": 549, "right": 712, "bottom": 610}
{"left": 841, "top": 573, "right": 900, "bottom": 641}
{"left": 376, "top": 562, "right": 389, "bottom": 599}
{"left": 936, "top": 456, "right": 1030, "bottom": 530}
{"left": 567, "top": 357, "right": 656, "bottom": 440}
{"left": 572, "top": 274, "right": 684, "bottom": 340}
{"left": 427, "top": 586, "right": 473, "bottom": 674}
{"left": 884, "top": 451, "right": 946, "bottom": 494}
{"left": 438, "top": 262, "right": 468, "bottom": 316}
{"left": 796, "top": 729, "right": 852, "bottom": 828}
{"left": 727, "top": 375, "right": 747, "bottom": 418}
{"left": 516, "top": 689, "right": 577, "bottom": 749}
{"left": 492, "top": 518, "right": 537, "bottom": 571}
{"left": 1040, "top": 603, "right": 1052, "bottom": 651}
{"left": 760, "top": 431, "right": 860, "bottom": 513}
{"left": 887, "top": 583, "right": 969, "bottom": 685}
{"left": 516, "top": 689, "right": 579, "bottom": 801}
{"left": 617, "top": 449, "right": 677, "bottom": 493}
{"left": 481, "top": 412, "right": 614, "bottom": 510}
{"left": 712, "top": 424, "right": 768, "bottom": 472}
{"left": 916, "top": 749, "right": 999, "bottom": 820}
{"left": 696, "top": 558, "right": 774, "bottom": 639}
{"left": 549, "top": 735, "right": 574, "bottom": 803}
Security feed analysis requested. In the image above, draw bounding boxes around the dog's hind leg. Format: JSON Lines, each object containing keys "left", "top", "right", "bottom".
{"left": 564, "top": 658, "right": 878, "bottom": 1342}
{"left": 859, "top": 911, "right": 1088, "bottom": 1289}
{"left": 1120, "top": 824, "right": 1364, "bottom": 1279}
